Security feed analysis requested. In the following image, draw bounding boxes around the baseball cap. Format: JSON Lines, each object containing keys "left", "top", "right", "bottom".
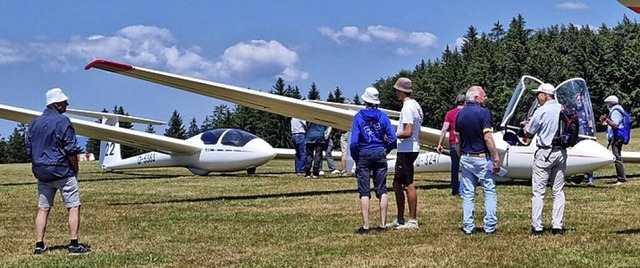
{"left": 604, "top": 95, "right": 619, "bottom": 104}
{"left": 393, "top": 77, "right": 412, "bottom": 93}
{"left": 45, "top": 87, "right": 69, "bottom": 106}
{"left": 532, "top": 83, "right": 555, "bottom": 95}
{"left": 361, "top": 87, "right": 380, "bottom": 104}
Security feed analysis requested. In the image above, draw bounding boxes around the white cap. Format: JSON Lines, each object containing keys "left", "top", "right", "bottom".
{"left": 45, "top": 87, "right": 69, "bottom": 106}
{"left": 361, "top": 87, "right": 380, "bottom": 104}
{"left": 532, "top": 83, "right": 555, "bottom": 95}
{"left": 604, "top": 95, "right": 619, "bottom": 104}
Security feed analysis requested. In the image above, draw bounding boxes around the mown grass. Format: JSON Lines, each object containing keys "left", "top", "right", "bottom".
{"left": 2, "top": 134, "right": 640, "bottom": 267}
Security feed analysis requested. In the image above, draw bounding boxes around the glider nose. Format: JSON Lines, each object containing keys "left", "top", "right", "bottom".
{"left": 569, "top": 140, "right": 614, "bottom": 173}
{"left": 246, "top": 138, "right": 276, "bottom": 162}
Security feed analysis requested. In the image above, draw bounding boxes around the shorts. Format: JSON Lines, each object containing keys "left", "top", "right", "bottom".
{"left": 340, "top": 133, "right": 348, "bottom": 154}
{"left": 393, "top": 152, "right": 419, "bottom": 186}
{"left": 37, "top": 176, "right": 81, "bottom": 208}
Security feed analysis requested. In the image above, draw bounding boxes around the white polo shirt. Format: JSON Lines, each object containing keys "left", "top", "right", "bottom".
{"left": 397, "top": 98, "right": 423, "bottom": 152}
{"left": 525, "top": 99, "right": 561, "bottom": 147}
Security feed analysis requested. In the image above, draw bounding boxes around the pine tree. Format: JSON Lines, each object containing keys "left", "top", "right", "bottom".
{"left": 307, "top": 82, "right": 321, "bottom": 100}
{"left": 187, "top": 117, "right": 200, "bottom": 138}
{"left": 113, "top": 106, "right": 143, "bottom": 158}
{"left": 6, "top": 124, "right": 29, "bottom": 163}
{"left": 165, "top": 110, "right": 187, "bottom": 139}
{"left": 0, "top": 136, "right": 7, "bottom": 164}
{"left": 145, "top": 124, "right": 156, "bottom": 133}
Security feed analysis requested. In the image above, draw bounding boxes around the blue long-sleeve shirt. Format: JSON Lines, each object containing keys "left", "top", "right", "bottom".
{"left": 350, "top": 108, "right": 397, "bottom": 161}
{"left": 25, "top": 107, "right": 80, "bottom": 182}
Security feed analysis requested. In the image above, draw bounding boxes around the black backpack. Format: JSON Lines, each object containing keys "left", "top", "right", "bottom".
{"left": 553, "top": 105, "right": 580, "bottom": 148}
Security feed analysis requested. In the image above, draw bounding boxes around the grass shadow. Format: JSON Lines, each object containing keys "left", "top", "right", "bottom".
{"left": 613, "top": 228, "right": 640, "bottom": 234}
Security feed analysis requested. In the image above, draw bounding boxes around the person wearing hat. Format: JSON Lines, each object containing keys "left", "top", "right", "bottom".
{"left": 599, "top": 95, "right": 628, "bottom": 185}
{"left": 387, "top": 77, "right": 423, "bottom": 230}
{"left": 521, "top": 83, "right": 566, "bottom": 237}
{"left": 26, "top": 88, "right": 91, "bottom": 254}
{"left": 350, "top": 87, "right": 397, "bottom": 234}
{"left": 455, "top": 86, "right": 500, "bottom": 235}
{"left": 437, "top": 94, "right": 467, "bottom": 196}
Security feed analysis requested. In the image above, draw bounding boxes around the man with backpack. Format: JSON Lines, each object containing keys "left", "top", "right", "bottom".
{"left": 521, "top": 83, "right": 566, "bottom": 237}
{"left": 599, "top": 95, "right": 629, "bottom": 185}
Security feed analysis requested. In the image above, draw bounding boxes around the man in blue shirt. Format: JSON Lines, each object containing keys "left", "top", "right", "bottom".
{"left": 350, "top": 87, "right": 397, "bottom": 234}
{"left": 522, "top": 83, "right": 566, "bottom": 237}
{"left": 26, "top": 88, "right": 91, "bottom": 255}
{"left": 599, "top": 95, "right": 627, "bottom": 185}
{"left": 455, "top": 86, "right": 500, "bottom": 235}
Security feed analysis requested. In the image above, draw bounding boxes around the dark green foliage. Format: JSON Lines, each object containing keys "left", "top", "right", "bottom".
{"left": 6, "top": 124, "right": 29, "bottom": 163}
{"left": 164, "top": 110, "right": 187, "bottom": 139}
{"left": 187, "top": 117, "right": 200, "bottom": 138}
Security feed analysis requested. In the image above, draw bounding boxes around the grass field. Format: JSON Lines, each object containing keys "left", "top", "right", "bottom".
{"left": 2, "top": 134, "right": 640, "bottom": 267}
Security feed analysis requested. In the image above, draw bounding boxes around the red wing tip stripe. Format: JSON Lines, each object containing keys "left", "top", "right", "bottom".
{"left": 630, "top": 6, "right": 640, "bottom": 13}
{"left": 84, "top": 59, "right": 133, "bottom": 71}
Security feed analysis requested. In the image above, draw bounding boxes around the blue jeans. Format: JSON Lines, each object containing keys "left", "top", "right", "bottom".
{"left": 450, "top": 144, "right": 461, "bottom": 195}
{"left": 460, "top": 156, "right": 497, "bottom": 233}
{"left": 292, "top": 134, "right": 306, "bottom": 173}
{"left": 325, "top": 139, "right": 337, "bottom": 171}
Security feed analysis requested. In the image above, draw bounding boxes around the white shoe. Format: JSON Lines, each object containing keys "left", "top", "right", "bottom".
{"left": 395, "top": 219, "right": 419, "bottom": 230}
{"left": 319, "top": 170, "right": 325, "bottom": 176}
{"left": 331, "top": 170, "right": 341, "bottom": 174}
{"left": 385, "top": 218, "right": 404, "bottom": 228}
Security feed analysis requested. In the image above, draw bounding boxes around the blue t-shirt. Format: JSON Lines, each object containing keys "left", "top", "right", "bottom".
{"left": 455, "top": 102, "right": 493, "bottom": 155}
{"left": 26, "top": 107, "right": 79, "bottom": 182}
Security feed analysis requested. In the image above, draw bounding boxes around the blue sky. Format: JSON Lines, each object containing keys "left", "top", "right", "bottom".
{"left": 0, "top": 1, "right": 636, "bottom": 140}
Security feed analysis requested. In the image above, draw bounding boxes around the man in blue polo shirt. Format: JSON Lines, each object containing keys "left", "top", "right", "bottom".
{"left": 522, "top": 83, "right": 566, "bottom": 237}
{"left": 26, "top": 88, "right": 91, "bottom": 255}
{"left": 455, "top": 86, "right": 500, "bottom": 235}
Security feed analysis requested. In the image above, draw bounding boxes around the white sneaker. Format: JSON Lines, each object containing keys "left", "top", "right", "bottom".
{"left": 395, "top": 219, "right": 419, "bottom": 230}
{"left": 385, "top": 218, "right": 404, "bottom": 228}
{"left": 319, "top": 170, "right": 325, "bottom": 176}
{"left": 331, "top": 170, "right": 341, "bottom": 174}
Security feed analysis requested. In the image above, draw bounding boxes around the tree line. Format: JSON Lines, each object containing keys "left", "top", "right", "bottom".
{"left": 1, "top": 14, "right": 639, "bottom": 163}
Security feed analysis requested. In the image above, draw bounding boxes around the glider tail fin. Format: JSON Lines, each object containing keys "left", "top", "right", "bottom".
{"left": 99, "top": 140, "right": 122, "bottom": 171}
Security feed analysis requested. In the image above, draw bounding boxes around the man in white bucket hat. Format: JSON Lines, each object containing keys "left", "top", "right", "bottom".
{"left": 26, "top": 87, "right": 91, "bottom": 255}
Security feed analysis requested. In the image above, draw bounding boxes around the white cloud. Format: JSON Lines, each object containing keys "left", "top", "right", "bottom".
{"left": 0, "top": 25, "right": 308, "bottom": 82}
{"left": 0, "top": 40, "right": 28, "bottom": 64}
{"left": 556, "top": 2, "right": 588, "bottom": 10}
{"left": 319, "top": 25, "right": 438, "bottom": 56}
{"left": 215, "top": 40, "right": 308, "bottom": 81}
{"left": 454, "top": 37, "right": 467, "bottom": 50}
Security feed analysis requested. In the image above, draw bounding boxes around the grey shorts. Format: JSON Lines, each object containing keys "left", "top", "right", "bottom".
{"left": 37, "top": 176, "right": 81, "bottom": 208}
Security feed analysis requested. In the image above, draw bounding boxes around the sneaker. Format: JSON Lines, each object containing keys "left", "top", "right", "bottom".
{"left": 318, "top": 170, "right": 325, "bottom": 176}
{"left": 385, "top": 218, "right": 405, "bottom": 228}
{"left": 587, "top": 182, "right": 595, "bottom": 187}
{"left": 68, "top": 245, "right": 91, "bottom": 255}
{"left": 355, "top": 226, "right": 369, "bottom": 234}
{"left": 396, "top": 219, "right": 419, "bottom": 230}
{"left": 614, "top": 181, "right": 627, "bottom": 185}
{"left": 531, "top": 228, "right": 543, "bottom": 237}
{"left": 485, "top": 229, "right": 497, "bottom": 235}
{"left": 376, "top": 226, "right": 388, "bottom": 232}
{"left": 331, "top": 170, "right": 341, "bottom": 174}
{"left": 33, "top": 246, "right": 46, "bottom": 255}
{"left": 552, "top": 228, "right": 564, "bottom": 236}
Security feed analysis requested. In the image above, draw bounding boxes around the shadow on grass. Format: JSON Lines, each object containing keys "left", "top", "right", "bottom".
{"left": 613, "top": 228, "right": 640, "bottom": 234}
{"left": 0, "top": 173, "right": 182, "bottom": 187}
{"left": 110, "top": 182, "right": 452, "bottom": 206}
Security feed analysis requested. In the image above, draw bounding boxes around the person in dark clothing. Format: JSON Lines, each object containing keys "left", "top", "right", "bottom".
{"left": 304, "top": 121, "right": 328, "bottom": 178}
{"left": 26, "top": 88, "right": 91, "bottom": 255}
{"left": 350, "top": 87, "right": 397, "bottom": 234}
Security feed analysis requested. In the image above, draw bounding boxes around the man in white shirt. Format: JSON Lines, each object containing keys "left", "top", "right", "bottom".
{"left": 387, "top": 77, "right": 423, "bottom": 230}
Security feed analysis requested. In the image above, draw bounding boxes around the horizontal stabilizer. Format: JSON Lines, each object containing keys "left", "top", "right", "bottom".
{"left": 67, "top": 109, "right": 165, "bottom": 125}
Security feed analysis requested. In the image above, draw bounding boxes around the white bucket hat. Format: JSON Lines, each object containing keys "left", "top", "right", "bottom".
{"left": 361, "top": 87, "right": 380, "bottom": 105}
{"left": 45, "top": 87, "right": 69, "bottom": 106}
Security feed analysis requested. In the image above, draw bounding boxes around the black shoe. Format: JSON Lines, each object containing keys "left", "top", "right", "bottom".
{"left": 485, "top": 229, "right": 497, "bottom": 235}
{"left": 531, "top": 228, "right": 543, "bottom": 237}
{"left": 552, "top": 228, "right": 564, "bottom": 236}
{"left": 375, "top": 226, "right": 388, "bottom": 232}
{"left": 460, "top": 227, "right": 476, "bottom": 235}
{"left": 355, "top": 227, "right": 369, "bottom": 234}
{"left": 33, "top": 246, "right": 46, "bottom": 255}
{"left": 68, "top": 245, "right": 91, "bottom": 255}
